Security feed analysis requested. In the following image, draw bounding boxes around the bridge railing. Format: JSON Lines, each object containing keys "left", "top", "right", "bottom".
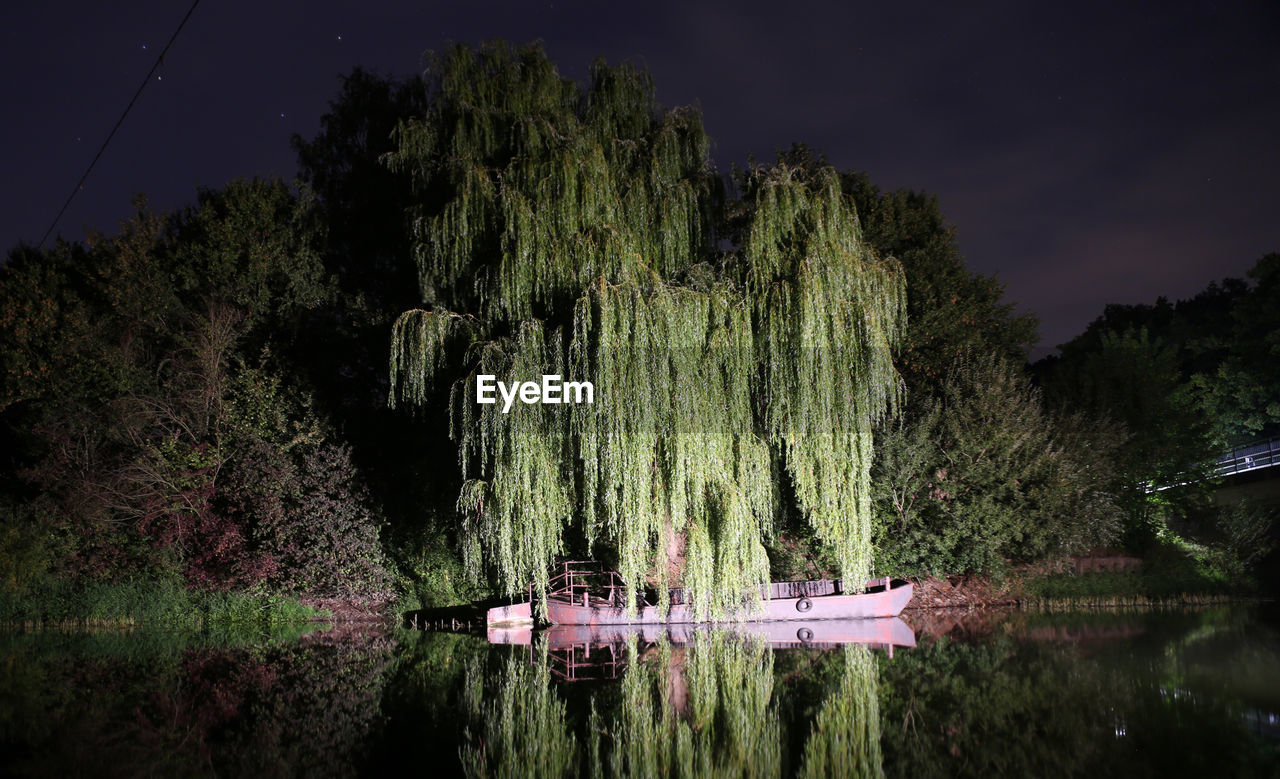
{"left": 1148, "top": 434, "right": 1279, "bottom": 492}
{"left": 1212, "top": 435, "right": 1279, "bottom": 477}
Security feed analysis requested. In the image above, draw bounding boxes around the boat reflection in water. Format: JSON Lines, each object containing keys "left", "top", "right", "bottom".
{"left": 466, "top": 619, "right": 897, "bottom": 777}
{"left": 488, "top": 617, "right": 915, "bottom": 682}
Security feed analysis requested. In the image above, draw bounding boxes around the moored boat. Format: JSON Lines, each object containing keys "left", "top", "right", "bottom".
{"left": 485, "top": 561, "right": 913, "bottom": 628}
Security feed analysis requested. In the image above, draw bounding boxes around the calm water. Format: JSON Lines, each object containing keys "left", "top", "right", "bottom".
{"left": 2, "top": 606, "right": 1278, "bottom": 777}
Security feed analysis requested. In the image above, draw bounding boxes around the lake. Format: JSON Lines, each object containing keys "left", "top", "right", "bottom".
{"left": 2, "top": 605, "right": 1278, "bottom": 776}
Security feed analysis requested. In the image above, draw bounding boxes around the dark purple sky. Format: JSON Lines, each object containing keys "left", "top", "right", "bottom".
{"left": 4, "top": 1, "right": 1278, "bottom": 357}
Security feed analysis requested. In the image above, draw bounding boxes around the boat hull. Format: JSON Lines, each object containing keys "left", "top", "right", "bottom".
{"left": 486, "top": 600, "right": 533, "bottom": 626}
{"left": 544, "top": 580, "right": 913, "bottom": 626}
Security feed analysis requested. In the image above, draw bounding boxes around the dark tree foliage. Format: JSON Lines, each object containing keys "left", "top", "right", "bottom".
{"left": 872, "top": 353, "right": 1121, "bottom": 576}
{"left": 1037, "top": 253, "right": 1279, "bottom": 554}
{"left": 1041, "top": 253, "right": 1279, "bottom": 446}
{"left": 0, "top": 181, "right": 389, "bottom": 597}
{"left": 292, "top": 66, "right": 428, "bottom": 322}
{"left": 1190, "top": 253, "right": 1280, "bottom": 441}
{"left": 290, "top": 67, "right": 467, "bottom": 604}
{"left": 755, "top": 145, "right": 1039, "bottom": 391}
{"left": 841, "top": 171, "right": 1038, "bottom": 389}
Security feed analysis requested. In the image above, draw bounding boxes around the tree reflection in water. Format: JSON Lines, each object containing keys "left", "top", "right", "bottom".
{"left": 459, "top": 648, "right": 578, "bottom": 778}
{"left": 0, "top": 628, "right": 396, "bottom": 778}
{"left": 3, "top": 608, "right": 1277, "bottom": 776}
{"left": 460, "top": 630, "right": 886, "bottom": 777}
{"left": 602, "top": 633, "right": 782, "bottom": 777}
{"left": 798, "top": 645, "right": 883, "bottom": 778}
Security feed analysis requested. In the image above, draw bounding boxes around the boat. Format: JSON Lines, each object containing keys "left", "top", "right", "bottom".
{"left": 485, "top": 561, "right": 913, "bottom": 628}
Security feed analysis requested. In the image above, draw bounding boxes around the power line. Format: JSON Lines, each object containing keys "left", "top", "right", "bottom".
{"left": 38, "top": 0, "right": 202, "bottom": 248}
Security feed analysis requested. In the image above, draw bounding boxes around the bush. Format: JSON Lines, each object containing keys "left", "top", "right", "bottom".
{"left": 872, "top": 354, "right": 1123, "bottom": 577}
{"left": 389, "top": 528, "right": 486, "bottom": 610}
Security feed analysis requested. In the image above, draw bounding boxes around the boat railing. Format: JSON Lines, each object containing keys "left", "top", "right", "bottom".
{"left": 542, "top": 640, "right": 627, "bottom": 682}
{"left": 763, "top": 577, "right": 894, "bottom": 599}
{"left": 546, "top": 562, "right": 897, "bottom": 608}
{"left": 547, "top": 561, "right": 631, "bottom": 607}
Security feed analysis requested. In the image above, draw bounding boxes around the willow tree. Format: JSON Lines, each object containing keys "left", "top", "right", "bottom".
{"left": 388, "top": 42, "right": 903, "bottom": 616}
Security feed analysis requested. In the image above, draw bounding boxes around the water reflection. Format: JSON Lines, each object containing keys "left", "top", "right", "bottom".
{"left": 491, "top": 617, "right": 917, "bottom": 652}
{"left": 0, "top": 627, "right": 396, "bottom": 778}
{"left": 461, "top": 631, "right": 796, "bottom": 776}
{"left": 466, "top": 625, "right": 892, "bottom": 777}
{"left": 488, "top": 618, "right": 915, "bottom": 684}
{"left": 1, "top": 608, "right": 1277, "bottom": 776}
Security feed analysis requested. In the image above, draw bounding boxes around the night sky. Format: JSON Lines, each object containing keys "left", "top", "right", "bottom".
{"left": 4, "top": 1, "right": 1278, "bottom": 357}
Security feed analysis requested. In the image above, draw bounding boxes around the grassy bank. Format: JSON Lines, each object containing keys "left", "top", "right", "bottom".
{"left": 0, "top": 578, "right": 327, "bottom": 631}
{"left": 1017, "top": 554, "right": 1257, "bottom": 609}
{"left": 1018, "top": 574, "right": 1245, "bottom": 609}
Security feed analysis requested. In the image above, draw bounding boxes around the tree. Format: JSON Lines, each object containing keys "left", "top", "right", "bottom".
{"left": 0, "top": 181, "right": 389, "bottom": 595}
{"left": 292, "top": 67, "right": 428, "bottom": 321}
{"left": 872, "top": 354, "right": 1122, "bottom": 576}
{"left": 386, "top": 43, "right": 905, "bottom": 616}
{"left": 1191, "top": 253, "right": 1280, "bottom": 441}
{"left": 756, "top": 145, "right": 1038, "bottom": 391}
{"left": 1039, "top": 327, "right": 1218, "bottom": 550}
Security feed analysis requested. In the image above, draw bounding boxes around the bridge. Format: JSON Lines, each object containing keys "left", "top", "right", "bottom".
{"left": 1209, "top": 434, "right": 1280, "bottom": 505}
{"left": 1150, "top": 434, "right": 1280, "bottom": 496}
{"left": 1212, "top": 436, "right": 1279, "bottom": 478}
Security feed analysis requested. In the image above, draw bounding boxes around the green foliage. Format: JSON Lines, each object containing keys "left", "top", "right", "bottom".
{"left": 841, "top": 169, "right": 1037, "bottom": 389}
{"left": 458, "top": 632, "right": 789, "bottom": 777}
{"left": 741, "top": 147, "right": 1050, "bottom": 582}
{"left": 384, "top": 515, "right": 490, "bottom": 610}
{"left": 461, "top": 652, "right": 579, "bottom": 778}
{"left": 387, "top": 45, "right": 904, "bottom": 612}
{"left": 1190, "top": 253, "right": 1280, "bottom": 440}
{"left": 736, "top": 164, "right": 905, "bottom": 589}
{"left": 569, "top": 282, "right": 773, "bottom": 617}
{"left": 1042, "top": 253, "right": 1280, "bottom": 447}
{"left": 797, "top": 645, "right": 883, "bottom": 779}
{"left": 601, "top": 634, "right": 783, "bottom": 777}
{"left": 170, "top": 180, "right": 330, "bottom": 337}
{"left": 1049, "top": 328, "right": 1216, "bottom": 488}
{"left": 873, "top": 353, "right": 1122, "bottom": 576}
{"left": 1040, "top": 328, "right": 1223, "bottom": 550}
{"left": 383, "top": 42, "right": 716, "bottom": 324}
{"left": 0, "top": 505, "right": 54, "bottom": 598}
{"left": 1022, "top": 507, "right": 1275, "bottom": 604}
{"left": 763, "top": 145, "right": 1038, "bottom": 390}
{"left": 0, "top": 577, "right": 323, "bottom": 629}
{"left": 0, "top": 180, "right": 392, "bottom": 598}
{"left": 1211, "top": 498, "right": 1277, "bottom": 577}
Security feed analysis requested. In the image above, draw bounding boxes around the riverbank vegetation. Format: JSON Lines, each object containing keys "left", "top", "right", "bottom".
{"left": 2, "top": 41, "right": 1276, "bottom": 623}
{"left": 0, "top": 578, "right": 322, "bottom": 630}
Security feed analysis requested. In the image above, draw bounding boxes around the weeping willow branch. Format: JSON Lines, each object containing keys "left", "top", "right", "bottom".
{"left": 460, "top": 652, "right": 578, "bottom": 778}
{"left": 388, "top": 309, "right": 477, "bottom": 410}
{"left": 741, "top": 165, "right": 906, "bottom": 588}
{"left": 569, "top": 279, "right": 774, "bottom": 617}
{"left": 383, "top": 42, "right": 715, "bottom": 324}
{"left": 453, "top": 321, "right": 574, "bottom": 604}
{"left": 387, "top": 43, "right": 905, "bottom": 610}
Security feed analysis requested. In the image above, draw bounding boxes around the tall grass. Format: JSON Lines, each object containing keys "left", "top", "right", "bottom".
{"left": 0, "top": 578, "right": 326, "bottom": 630}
